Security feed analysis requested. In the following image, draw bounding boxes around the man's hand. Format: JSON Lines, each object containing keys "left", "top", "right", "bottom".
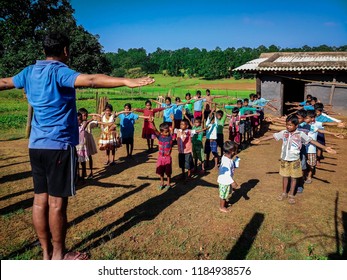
{"left": 124, "top": 76, "right": 155, "bottom": 88}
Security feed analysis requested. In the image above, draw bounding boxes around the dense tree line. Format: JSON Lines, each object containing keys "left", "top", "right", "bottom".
{"left": 106, "top": 44, "right": 347, "bottom": 80}
{"left": 1, "top": 0, "right": 346, "bottom": 79}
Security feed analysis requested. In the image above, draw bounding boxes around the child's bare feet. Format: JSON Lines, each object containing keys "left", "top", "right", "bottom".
{"left": 219, "top": 207, "right": 230, "bottom": 213}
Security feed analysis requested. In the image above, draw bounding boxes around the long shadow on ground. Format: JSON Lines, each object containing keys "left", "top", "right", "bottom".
{"left": 226, "top": 212, "right": 265, "bottom": 260}
{"left": 69, "top": 173, "right": 215, "bottom": 254}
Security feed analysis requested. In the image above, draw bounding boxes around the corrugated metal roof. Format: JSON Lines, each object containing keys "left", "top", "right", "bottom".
{"left": 233, "top": 52, "right": 347, "bottom": 72}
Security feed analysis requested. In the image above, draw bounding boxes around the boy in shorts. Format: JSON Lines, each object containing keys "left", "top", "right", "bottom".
{"left": 252, "top": 115, "right": 336, "bottom": 204}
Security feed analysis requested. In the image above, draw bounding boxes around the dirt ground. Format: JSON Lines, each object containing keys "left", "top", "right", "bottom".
{"left": 1, "top": 122, "right": 347, "bottom": 260}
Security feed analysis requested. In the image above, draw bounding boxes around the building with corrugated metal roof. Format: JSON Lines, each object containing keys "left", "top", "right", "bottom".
{"left": 233, "top": 52, "right": 347, "bottom": 116}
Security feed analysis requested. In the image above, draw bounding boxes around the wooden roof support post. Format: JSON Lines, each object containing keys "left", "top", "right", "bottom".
{"left": 329, "top": 76, "right": 336, "bottom": 105}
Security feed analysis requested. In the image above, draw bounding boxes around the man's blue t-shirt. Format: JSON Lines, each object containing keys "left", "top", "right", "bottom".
{"left": 12, "top": 60, "right": 80, "bottom": 150}
{"left": 118, "top": 112, "right": 139, "bottom": 138}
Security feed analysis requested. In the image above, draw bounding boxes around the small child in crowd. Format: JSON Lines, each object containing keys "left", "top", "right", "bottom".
{"left": 252, "top": 115, "right": 336, "bottom": 204}
{"left": 78, "top": 108, "right": 98, "bottom": 179}
{"left": 76, "top": 112, "right": 89, "bottom": 181}
{"left": 134, "top": 100, "right": 165, "bottom": 152}
{"left": 193, "top": 90, "right": 206, "bottom": 120}
{"left": 150, "top": 117, "right": 174, "bottom": 190}
{"left": 217, "top": 141, "right": 239, "bottom": 213}
{"left": 174, "top": 118, "right": 207, "bottom": 179}
{"left": 117, "top": 103, "right": 148, "bottom": 157}
{"left": 216, "top": 110, "right": 227, "bottom": 157}
{"left": 205, "top": 109, "right": 219, "bottom": 169}
{"left": 184, "top": 115, "right": 205, "bottom": 174}
{"left": 98, "top": 103, "right": 119, "bottom": 165}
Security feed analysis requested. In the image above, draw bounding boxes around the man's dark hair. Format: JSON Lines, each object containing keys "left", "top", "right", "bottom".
{"left": 159, "top": 122, "right": 170, "bottom": 132}
{"left": 43, "top": 32, "right": 70, "bottom": 57}
{"left": 286, "top": 115, "right": 299, "bottom": 125}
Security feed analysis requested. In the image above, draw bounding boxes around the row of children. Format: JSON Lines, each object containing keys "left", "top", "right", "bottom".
{"left": 252, "top": 100, "right": 345, "bottom": 204}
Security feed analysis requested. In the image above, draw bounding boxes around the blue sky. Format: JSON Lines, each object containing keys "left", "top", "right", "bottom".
{"left": 71, "top": 0, "right": 347, "bottom": 53}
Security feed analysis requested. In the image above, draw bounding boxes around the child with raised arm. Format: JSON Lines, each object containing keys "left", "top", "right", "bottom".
{"left": 182, "top": 92, "right": 195, "bottom": 126}
{"left": 116, "top": 103, "right": 148, "bottom": 158}
{"left": 251, "top": 115, "right": 336, "bottom": 204}
{"left": 205, "top": 109, "right": 219, "bottom": 169}
{"left": 149, "top": 117, "right": 174, "bottom": 190}
{"left": 78, "top": 108, "right": 98, "bottom": 179}
{"left": 152, "top": 97, "right": 175, "bottom": 127}
{"left": 98, "top": 103, "right": 119, "bottom": 165}
{"left": 134, "top": 99, "right": 165, "bottom": 152}
{"left": 304, "top": 110, "right": 343, "bottom": 184}
{"left": 175, "top": 118, "right": 208, "bottom": 179}
{"left": 217, "top": 141, "right": 239, "bottom": 213}
{"left": 193, "top": 90, "right": 207, "bottom": 120}
{"left": 184, "top": 111, "right": 206, "bottom": 174}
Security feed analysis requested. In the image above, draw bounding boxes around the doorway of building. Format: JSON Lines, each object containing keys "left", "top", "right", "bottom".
{"left": 282, "top": 78, "right": 305, "bottom": 115}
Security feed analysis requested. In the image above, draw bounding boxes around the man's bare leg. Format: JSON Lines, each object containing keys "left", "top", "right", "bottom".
{"left": 49, "top": 195, "right": 68, "bottom": 260}
{"left": 32, "top": 193, "right": 52, "bottom": 260}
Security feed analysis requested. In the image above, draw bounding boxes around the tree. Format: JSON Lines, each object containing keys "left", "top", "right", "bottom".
{"left": 0, "top": 0, "right": 111, "bottom": 76}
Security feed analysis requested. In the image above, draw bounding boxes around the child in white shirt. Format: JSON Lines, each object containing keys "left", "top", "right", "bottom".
{"left": 217, "top": 141, "right": 239, "bottom": 212}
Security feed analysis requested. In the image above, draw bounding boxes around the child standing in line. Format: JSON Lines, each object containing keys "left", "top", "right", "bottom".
{"left": 152, "top": 97, "right": 175, "bottom": 127}
{"left": 216, "top": 110, "right": 227, "bottom": 157}
{"left": 76, "top": 112, "right": 89, "bottom": 181}
{"left": 116, "top": 103, "right": 148, "bottom": 158}
{"left": 304, "top": 110, "right": 343, "bottom": 184}
{"left": 175, "top": 118, "right": 207, "bottom": 179}
{"left": 193, "top": 90, "right": 207, "bottom": 120}
{"left": 182, "top": 92, "right": 195, "bottom": 126}
{"left": 149, "top": 117, "right": 174, "bottom": 190}
{"left": 205, "top": 109, "right": 219, "bottom": 169}
{"left": 98, "top": 103, "right": 118, "bottom": 166}
{"left": 134, "top": 100, "right": 165, "bottom": 152}
{"left": 78, "top": 108, "right": 98, "bottom": 179}
{"left": 184, "top": 114, "right": 205, "bottom": 174}
{"left": 251, "top": 115, "right": 336, "bottom": 204}
{"left": 217, "top": 141, "right": 239, "bottom": 213}
{"left": 173, "top": 97, "right": 184, "bottom": 129}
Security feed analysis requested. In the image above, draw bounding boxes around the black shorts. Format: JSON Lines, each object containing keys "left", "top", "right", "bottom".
{"left": 29, "top": 147, "right": 77, "bottom": 197}
{"left": 178, "top": 153, "right": 194, "bottom": 170}
{"left": 121, "top": 137, "right": 134, "bottom": 145}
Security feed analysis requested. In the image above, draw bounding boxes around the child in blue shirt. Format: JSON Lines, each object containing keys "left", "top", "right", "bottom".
{"left": 117, "top": 103, "right": 148, "bottom": 157}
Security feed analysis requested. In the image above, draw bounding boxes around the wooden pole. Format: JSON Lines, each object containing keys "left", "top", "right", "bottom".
{"left": 25, "top": 104, "right": 33, "bottom": 138}
{"left": 329, "top": 77, "right": 336, "bottom": 105}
